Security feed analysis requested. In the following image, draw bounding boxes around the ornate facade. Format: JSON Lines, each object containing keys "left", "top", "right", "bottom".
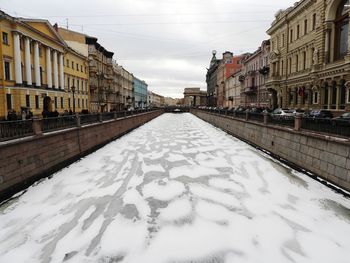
{"left": 0, "top": 12, "right": 66, "bottom": 118}
{"left": 242, "top": 40, "right": 270, "bottom": 107}
{"left": 86, "top": 37, "right": 114, "bottom": 113}
{"left": 266, "top": 0, "right": 350, "bottom": 113}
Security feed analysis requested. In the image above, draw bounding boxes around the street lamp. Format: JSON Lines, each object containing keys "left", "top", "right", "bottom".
{"left": 71, "top": 86, "right": 76, "bottom": 113}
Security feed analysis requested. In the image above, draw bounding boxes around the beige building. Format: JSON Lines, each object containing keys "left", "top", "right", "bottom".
{"left": 266, "top": 0, "right": 350, "bottom": 113}
{"left": 225, "top": 70, "right": 244, "bottom": 108}
{"left": 148, "top": 91, "right": 164, "bottom": 107}
{"left": 243, "top": 40, "right": 270, "bottom": 107}
{"left": 183, "top": 87, "right": 207, "bottom": 106}
{"left": 120, "top": 67, "right": 133, "bottom": 109}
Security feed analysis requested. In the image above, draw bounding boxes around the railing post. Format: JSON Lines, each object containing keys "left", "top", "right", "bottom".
{"left": 114, "top": 111, "right": 117, "bottom": 119}
{"left": 294, "top": 114, "right": 302, "bottom": 131}
{"left": 245, "top": 110, "right": 250, "bottom": 121}
{"left": 263, "top": 112, "right": 269, "bottom": 125}
{"left": 124, "top": 111, "right": 127, "bottom": 118}
{"left": 32, "top": 118, "right": 43, "bottom": 136}
{"left": 99, "top": 112, "right": 103, "bottom": 122}
{"left": 233, "top": 111, "right": 237, "bottom": 118}
{"left": 225, "top": 110, "right": 228, "bottom": 116}
{"left": 76, "top": 113, "right": 81, "bottom": 127}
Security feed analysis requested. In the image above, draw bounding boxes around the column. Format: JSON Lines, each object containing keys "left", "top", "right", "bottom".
{"left": 34, "top": 42, "right": 41, "bottom": 87}
{"left": 336, "top": 83, "right": 340, "bottom": 110}
{"left": 59, "top": 53, "right": 64, "bottom": 89}
{"left": 46, "top": 47, "right": 52, "bottom": 88}
{"left": 324, "top": 29, "right": 330, "bottom": 64}
{"left": 24, "top": 37, "right": 32, "bottom": 86}
{"left": 53, "top": 50, "right": 59, "bottom": 89}
{"left": 13, "top": 32, "right": 22, "bottom": 84}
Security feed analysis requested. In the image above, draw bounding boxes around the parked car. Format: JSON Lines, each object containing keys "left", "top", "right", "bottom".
{"left": 270, "top": 108, "right": 295, "bottom": 118}
{"left": 307, "top": 110, "right": 333, "bottom": 119}
{"left": 292, "top": 109, "right": 306, "bottom": 117}
{"left": 331, "top": 112, "right": 350, "bottom": 126}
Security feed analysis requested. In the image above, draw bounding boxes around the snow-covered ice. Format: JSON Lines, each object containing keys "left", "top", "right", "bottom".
{"left": 0, "top": 113, "right": 350, "bottom": 263}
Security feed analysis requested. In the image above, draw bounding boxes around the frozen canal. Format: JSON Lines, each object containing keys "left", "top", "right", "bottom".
{"left": 1, "top": 113, "right": 350, "bottom": 263}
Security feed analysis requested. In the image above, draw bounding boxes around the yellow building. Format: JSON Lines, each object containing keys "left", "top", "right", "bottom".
{"left": 0, "top": 11, "right": 89, "bottom": 119}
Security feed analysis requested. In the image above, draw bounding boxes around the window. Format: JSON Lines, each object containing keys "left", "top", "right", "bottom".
{"left": 82, "top": 99, "right": 85, "bottom": 108}
{"left": 303, "top": 51, "right": 306, "bottom": 70}
{"left": 35, "top": 95, "right": 39, "bottom": 109}
{"left": 304, "top": 19, "right": 308, "bottom": 35}
{"left": 78, "top": 98, "right": 80, "bottom": 108}
{"left": 81, "top": 65, "right": 83, "bottom": 72}
{"left": 68, "top": 77, "right": 70, "bottom": 89}
{"left": 348, "top": 88, "right": 350, "bottom": 103}
{"left": 297, "top": 25, "right": 300, "bottom": 39}
{"left": 67, "top": 59, "right": 69, "bottom": 68}
{"left": 72, "top": 61, "right": 74, "bottom": 69}
{"left": 4, "top": 61, "right": 10, "bottom": 80}
{"left": 335, "top": 0, "right": 349, "bottom": 60}
{"left": 290, "top": 29, "right": 293, "bottom": 42}
{"left": 313, "top": 91, "right": 319, "bottom": 104}
{"left": 54, "top": 97, "right": 58, "bottom": 109}
{"left": 26, "top": 95, "right": 30, "bottom": 107}
{"left": 68, "top": 98, "right": 71, "bottom": 108}
{"left": 6, "top": 94, "right": 12, "bottom": 110}
{"left": 282, "top": 34, "right": 285, "bottom": 47}
{"left": 281, "top": 60, "right": 284, "bottom": 75}
{"left": 61, "top": 97, "right": 64, "bottom": 108}
{"left": 76, "top": 63, "right": 79, "bottom": 70}
{"left": 312, "top": 14, "right": 317, "bottom": 30}
{"left": 2, "top": 32, "right": 8, "bottom": 45}
{"left": 40, "top": 67, "right": 43, "bottom": 84}
{"left": 289, "top": 58, "right": 292, "bottom": 74}
{"left": 77, "top": 80, "right": 80, "bottom": 91}
{"left": 296, "top": 55, "right": 299, "bottom": 72}
{"left": 39, "top": 47, "right": 42, "bottom": 57}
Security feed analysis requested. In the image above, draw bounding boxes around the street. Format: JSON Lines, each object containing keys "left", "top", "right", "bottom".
{"left": 0, "top": 113, "right": 350, "bottom": 263}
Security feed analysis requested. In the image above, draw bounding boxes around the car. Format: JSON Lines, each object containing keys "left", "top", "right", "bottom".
{"left": 270, "top": 108, "right": 295, "bottom": 118}
{"left": 307, "top": 110, "right": 333, "bottom": 119}
{"left": 331, "top": 112, "right": 350, "bottom": 127}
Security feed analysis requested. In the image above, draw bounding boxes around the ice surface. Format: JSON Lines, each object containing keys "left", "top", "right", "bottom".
{"left": 0, "top": 113, "right": 350, "bottom": 263}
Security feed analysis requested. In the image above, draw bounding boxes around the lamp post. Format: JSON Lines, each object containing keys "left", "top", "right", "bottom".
{"left": 71, "top": 86, "right": 76, "bottom": 113}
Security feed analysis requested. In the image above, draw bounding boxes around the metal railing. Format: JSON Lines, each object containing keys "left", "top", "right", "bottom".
{"left": 0, "top": 119, "right": 34, "bottom": 142}
{"left": 197, "top": 108, "right": 350, "bottom": 138}
{"left": 0, "top": 109, "right": 158, "bottom": 142}
{"left": 301, "top": 117, "right": 350, "bottom": 137}
{"left": 268, "top": 115, "right": 295, "bottom": 128}
{"left": 80, "top": 114, "right": 100, "bottom": 125}
{"left": 249, "top": 112, "right": 264, "bottom": 123}
{"left": 42, "top": 116, "right": 78, "bottom": 132}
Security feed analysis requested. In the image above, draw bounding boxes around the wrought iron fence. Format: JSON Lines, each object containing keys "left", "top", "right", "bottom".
{"left": 267, "top": 115, "right": 295, "bottom": 128}
{"left": 0, "top": 119, "right": 34, "bottom": 142}
{"left": 301, "top": 117, "right": 350, "bottom": 137}
{"left": 42, "top": 116, "right": 78, "bottom": 132}
{"left": 249, "top": 113, "right": 264, "bottom": 122}
{"left": 102, "top": 112, "right": 115, "bottom": 121}
{"left": 235, "top": 112, "right": 246, "bottom": 119}
{"left": 80, "top": 114, "right": 100, "bottom": 125}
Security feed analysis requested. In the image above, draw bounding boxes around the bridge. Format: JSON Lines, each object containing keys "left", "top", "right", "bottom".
{"left": 164, "top": 106, "right": 191, "bottom": 113}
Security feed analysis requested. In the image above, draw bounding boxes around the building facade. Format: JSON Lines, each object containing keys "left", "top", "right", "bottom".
{"left": 242, "top": 40, "right": 270, "bottom": 107}
{"left": 86, "top": 37, "right": 114, "bottom": 113}
{"left": 0, "top": 11, "right": 88, "bottom": 119}
{"left": 225, "top": 70, "right": 244, "bottom": 108}
{"left": 148, "top": 91, "right": 164, "bottom": 107}
{"left": 266, "top": 0, "right": 350, "bottom": 112}
{"left": 133, "top": 77, "right": 148, "bottom": 108}
{"left": 183, "top": 87, "right": 207, "bottom": 106}
{"left": 120, "top": 67, "right": 133, "bottom": 110}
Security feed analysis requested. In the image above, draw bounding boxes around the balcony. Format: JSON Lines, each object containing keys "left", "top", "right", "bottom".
{"left": 244, "top": 86, "right": 257, "bottom": 94}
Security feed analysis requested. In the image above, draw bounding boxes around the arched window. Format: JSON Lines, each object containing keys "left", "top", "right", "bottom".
{"left": 335, "top": 0, "right": 350, "bottom": 60}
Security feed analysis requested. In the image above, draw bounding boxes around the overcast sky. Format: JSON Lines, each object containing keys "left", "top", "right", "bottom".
{"left": 2, "top": 0, "right": 296, "bottom": 98}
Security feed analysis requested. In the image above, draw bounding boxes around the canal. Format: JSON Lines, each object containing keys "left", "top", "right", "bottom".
{"left": 0, "top": 113, "right": 350, "bottom": 263}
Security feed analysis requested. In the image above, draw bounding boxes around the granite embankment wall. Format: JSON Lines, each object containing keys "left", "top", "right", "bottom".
{"left": 0, "top": 110, "right": 162, "bottom": 201}
{"left": 191, "top": 110, "right": 350, "bottom": 192}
